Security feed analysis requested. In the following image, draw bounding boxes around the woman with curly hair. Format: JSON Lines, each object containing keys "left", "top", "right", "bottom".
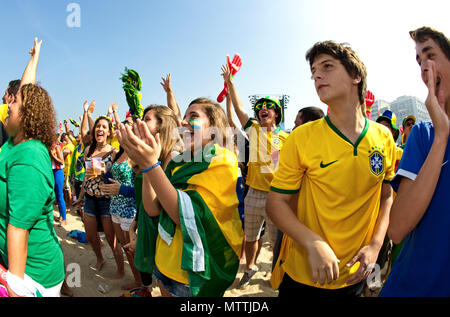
{"left": 0, "top": 38, "right": 65, "bottom": 297}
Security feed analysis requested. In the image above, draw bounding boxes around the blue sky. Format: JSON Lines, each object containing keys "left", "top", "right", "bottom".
{"left": 1, "top": 0, "right": 449, "bottom": 130}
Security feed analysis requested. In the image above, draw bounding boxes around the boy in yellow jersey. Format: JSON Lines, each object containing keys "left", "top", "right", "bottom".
{"left": 221, "top": 62, "right": 289, "bottom": 288}
{"left": 267, "top": 41, "right": 397, "bottom": 296}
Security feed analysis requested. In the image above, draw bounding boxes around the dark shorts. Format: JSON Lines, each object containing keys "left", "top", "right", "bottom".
{"left": 84, "top": 194, "right": 111, "bottom": 218}
{"left": 73, "top": 179, "right": 83, "bottom": 198}
{"left": 153, "top": 266, "right": 191, "bottom": 297}
{"left": 279, "top": 273, "right": 365, "bottom": 297}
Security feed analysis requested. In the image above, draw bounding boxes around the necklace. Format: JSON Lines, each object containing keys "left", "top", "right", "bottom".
{"left": 96, "top": 143, "right": 108, "bottom": 151}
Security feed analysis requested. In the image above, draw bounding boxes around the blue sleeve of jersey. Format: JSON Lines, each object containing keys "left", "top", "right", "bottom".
{"left": 119, "top": 184, "right": 135, "bottom": 197}
{"left": 390, "top": 122, "right": 432, "bottom": 192}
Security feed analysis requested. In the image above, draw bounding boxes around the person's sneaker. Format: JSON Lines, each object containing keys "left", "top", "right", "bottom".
{"left": 238, "top": 266, "right": 258, "bottom": 288}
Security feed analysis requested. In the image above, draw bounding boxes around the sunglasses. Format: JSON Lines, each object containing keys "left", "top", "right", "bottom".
{"left": 254, "top": 101, "right": 277, "bottom": 111}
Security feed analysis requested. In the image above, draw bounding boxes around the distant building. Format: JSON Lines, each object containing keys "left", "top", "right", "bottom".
{"left": 370, "top": 96, "right": 430, "bottom": 127}
{"left": 248, "top": 94, "right": 290, "bottom": 131}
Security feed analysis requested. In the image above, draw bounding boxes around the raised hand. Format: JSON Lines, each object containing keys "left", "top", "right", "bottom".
{"left": 83, "top": 100, "right": 89, "bottom": 112}
{"left": 160, "top": 73, "right": 172, "bottom": 93}
{"left": 88, "top": 100, "right": 96, "bottom": 114}
{"left": 29, "top": 37, "right": 42, "bottom": 59}
{"left": 111, "top": 101, "right": 118, "bottom": 112}
{"left": 116, "top": 119, "right": 161, "bottom": 169}
{"left": 221, "top": 63, "right": 233, "bottom": 85}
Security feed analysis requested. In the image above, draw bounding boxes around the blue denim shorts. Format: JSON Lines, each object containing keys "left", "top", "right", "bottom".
{"left": 84, "top": 194, "right": 111, "bottom": 218}
{"left": 153, "top": 266, "right": 191, "bottom": 297}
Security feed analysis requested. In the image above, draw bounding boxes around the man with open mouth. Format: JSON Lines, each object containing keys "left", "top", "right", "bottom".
{"left": 222, "top": 62, "right": 289, "bottom": 289}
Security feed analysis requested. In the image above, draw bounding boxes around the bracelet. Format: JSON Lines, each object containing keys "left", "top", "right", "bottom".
{"left": 141, "top": 161, "right": 161, "bottom": 174}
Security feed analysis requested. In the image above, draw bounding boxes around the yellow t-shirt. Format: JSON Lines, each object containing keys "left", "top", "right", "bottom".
{"left": 0, "top": 104, "right": 8, "bottom": 124}
{"left": 108, "top": 135, "right": 120, "bottom": 150}
{"left": 62, "top": 142, "right": 75, "bottom": 175}
{"left": 243, "top": 119, "right": 289, "bottom": 192}
{"left": 270, "top": 116, "right": 396, "bottom": 289}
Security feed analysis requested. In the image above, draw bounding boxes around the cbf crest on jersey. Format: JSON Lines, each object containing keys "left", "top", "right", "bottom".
{"left": 368, "top": 146, "right": 385, "bottom": 176}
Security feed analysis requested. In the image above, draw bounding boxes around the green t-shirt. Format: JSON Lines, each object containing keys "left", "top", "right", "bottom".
{"left": 133, "top": 174, "right": 158, "bottom": 274}
{"left": 0, "top": 138, "right": 65, "bottom": 288}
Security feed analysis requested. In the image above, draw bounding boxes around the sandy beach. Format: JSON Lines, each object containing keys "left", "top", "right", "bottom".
{"left": 55, "top": 207, "right": 278, "bottom": 298}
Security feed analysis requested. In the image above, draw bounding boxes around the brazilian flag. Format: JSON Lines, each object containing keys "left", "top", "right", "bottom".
{"left": 154, "top": 144, "right": 243, "bottom": 297}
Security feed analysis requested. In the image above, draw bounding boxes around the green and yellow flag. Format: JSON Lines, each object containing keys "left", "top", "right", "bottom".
{"left": 153, "top": 144, "right": 243, "bottom": 296}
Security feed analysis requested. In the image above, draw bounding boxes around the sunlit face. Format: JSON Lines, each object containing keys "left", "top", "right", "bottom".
{"left": 181, "top": 104, "right": 212, "bottom": 151}
{"left": 94, "top": 119, "right": 111, "bottom": 144}
{"left": 416, "top": 38, "right": 450, "bottom": 113}
{"left": 143, "top": 109, "right": 159, "bottom": 136}
{"left": 311, "top": 54, "right": 360, "bottom": 106}
{"left": 403, "top": 119, "right": 415, "bottom": 138}
{"left": 4, "top": 90, "right": 22, "bottom": 137}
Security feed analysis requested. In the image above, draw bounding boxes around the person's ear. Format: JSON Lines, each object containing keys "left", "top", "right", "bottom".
{"left": 352, "top": 75, "right": 361, "bottom": 85}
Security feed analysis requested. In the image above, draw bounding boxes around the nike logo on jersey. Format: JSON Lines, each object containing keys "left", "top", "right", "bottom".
{"left": 320, "top": 160, "right": 338, "bottom": 168}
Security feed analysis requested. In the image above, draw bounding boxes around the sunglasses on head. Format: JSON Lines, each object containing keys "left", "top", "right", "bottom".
{"left": 254, "top": 101, "right": 277, "bottom": 111}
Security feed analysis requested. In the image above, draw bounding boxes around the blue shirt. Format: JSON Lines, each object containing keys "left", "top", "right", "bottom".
{"left": 380, "top": 122, "right": 450, "bottom": 297}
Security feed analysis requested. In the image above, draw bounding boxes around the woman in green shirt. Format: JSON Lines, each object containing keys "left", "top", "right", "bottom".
{"left": 0, "top": 38, "right": 65, "bottom": 297}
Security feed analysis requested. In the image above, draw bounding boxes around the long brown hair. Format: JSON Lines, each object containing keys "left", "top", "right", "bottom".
{"left": 19, "top": 84, "right": 57, "bottom": 148}
{"left": 143, "top": 105, "right": 182, "bottom": 163}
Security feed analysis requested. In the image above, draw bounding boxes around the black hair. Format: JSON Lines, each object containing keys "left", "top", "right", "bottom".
{"left": 298, "top": 107, "right": 325, "bottom": 123}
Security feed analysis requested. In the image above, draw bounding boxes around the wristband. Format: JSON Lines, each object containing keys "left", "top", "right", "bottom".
{"left": 141, "top": 161, "right": 161, "bottom": 174}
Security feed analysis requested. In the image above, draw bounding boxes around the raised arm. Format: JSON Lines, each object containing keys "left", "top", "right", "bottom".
{"left": 110, "top": 101, "right": 121, "bottom": 126}
{"left": 81, "top": 100, "right": 95, "bottom": 139}
{"left": 225, "top": 92, "right": 237, "bottom": 129}
{"left": 20, "top": 38, "right": 42, "bottom": 88}
{"left": 80, "top": 101, "right": 89, "bottom": 139}
{"left": 221, "top": 63, "right": 249, "bottom": 127}
{"left": 160, "top": 73, "right": 181, "bottom": 118}
{"left": 64, "top": 120, "right": 76, "bottom": 143}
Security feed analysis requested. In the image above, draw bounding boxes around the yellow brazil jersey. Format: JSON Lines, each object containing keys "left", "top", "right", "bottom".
{"left": 0, "top": 104, "right": 8, "bottom": 124}
{"left": 155, "top": 226, "right": 189, "bottom": 284}
{"left": 243, "top": 119, "right": 289, "bottom": 192}
{"left": 62, "top": 142, "right": 75, "bottom": 175}
{"left": 270, "top": 116, "right": 397, "bottom": 289}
